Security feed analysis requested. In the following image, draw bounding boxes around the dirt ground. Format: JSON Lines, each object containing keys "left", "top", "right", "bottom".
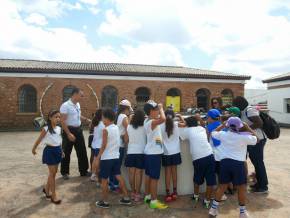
{"left": 0, "top": 129, "right": 290, "bottom": 218}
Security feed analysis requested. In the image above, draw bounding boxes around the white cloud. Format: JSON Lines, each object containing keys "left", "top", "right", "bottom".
{"left": 0, "top": 0, "right": 183, "bottom": 67}
{"left": 98, "top": 0, "right": 290, "bottom": 88}
{"left": 79, "top": 0, "right": 98, "bottom": 6}
{"left": 24, "top": 13, "right": 48, "bottom": 26}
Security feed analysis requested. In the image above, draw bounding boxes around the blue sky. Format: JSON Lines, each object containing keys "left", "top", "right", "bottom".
{"left": 1, "top": 0, "right": 290, "bottom": 88}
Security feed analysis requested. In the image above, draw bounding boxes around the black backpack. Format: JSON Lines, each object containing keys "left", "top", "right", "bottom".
{"left": 246, "top": 107, "right": 280, "bottom": 140}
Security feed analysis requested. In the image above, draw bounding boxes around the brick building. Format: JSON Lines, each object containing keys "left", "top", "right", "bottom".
{"left": 0, "top": 59, "right": 250, "bottom": 130}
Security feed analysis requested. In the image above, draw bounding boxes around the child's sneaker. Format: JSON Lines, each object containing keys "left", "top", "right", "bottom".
{"left": 191, "top": 194, "right": 199, "bottom": 203}
{"left": 130, "top": 192, "right": 136, "bottom": 200}
{"left": 221, "top": 194, "right": 228, "bottom": 201}
{"left": 240, "top": 211, "right": 250, "bottom": 218}
{"left": 171, "top": 192, "right": 177, "bottom": 201}
{"left": 209, "top": 207, "right": 218, "bottom": 217}
{"left": 134, "top": 193, "right": 142, "bottom": 203}
{"left": 144, "top": 195, "right": 151, "bottom": 204}
{"left": 119, "top": 197, "right": 132, "bottom": 205}
{"left": 149, "top": 200, "right": 168, "bottom": 209}
{"left": 203, "top": 199, "right": 211, "bottom": 209}
{"left": 165, "top": 194, "right": 173, "bottom": 202}
{"left": 96, "top": 201, "right": 110, "bottom": 209}
{"left": 90, "top": 174, "right": 97, "bottom": 182}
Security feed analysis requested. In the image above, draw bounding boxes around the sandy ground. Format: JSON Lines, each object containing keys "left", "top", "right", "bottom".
{"left": 0, "top": 129, "right": 290, "bottom": 218}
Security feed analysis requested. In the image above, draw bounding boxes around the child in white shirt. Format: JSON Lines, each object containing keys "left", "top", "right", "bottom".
{"left": 95, "top": 108, "right": 131, "bottom": 209}
{"left": 160, "top": 109, "right": 181, "bottom": 202}
{"left": 209, "top": 117, "right": 257, "bottom": 218}
{"left": 179, "top": 115, "right": 216, "bottom": 209}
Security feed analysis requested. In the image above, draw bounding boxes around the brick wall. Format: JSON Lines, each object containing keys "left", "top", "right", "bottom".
{"left": 0, "top": 76, "right": 244, "bottom": 130}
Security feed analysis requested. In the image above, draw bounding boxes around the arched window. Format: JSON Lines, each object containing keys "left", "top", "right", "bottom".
{"left": 63, "top": 85, "right": 76, "bottom": 102}
{"left": 135, "top": 87, "right": 150, "bottom": 108}
{"left": 18, "top": 85, "right": 37, "bottom": 113}
{"left": 196, "top": 88, "right": 210, "bottom": 111}
{"left": 166, "top": 88, "right": 181, "bottom": 112}
{"left": 101, "top": 86, "right": 118, "bottom": 109}
{"left": 221, "top": 89, "right": 234, "bottom": 106}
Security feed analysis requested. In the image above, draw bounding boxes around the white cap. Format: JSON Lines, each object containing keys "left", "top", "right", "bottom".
{"left": 119, "top": 99, "right": 133, "bottom": 111}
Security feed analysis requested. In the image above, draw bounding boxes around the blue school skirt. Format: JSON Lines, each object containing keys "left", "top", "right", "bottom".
{"left": 42, "top": 145, "right": 62, "bottom": 165}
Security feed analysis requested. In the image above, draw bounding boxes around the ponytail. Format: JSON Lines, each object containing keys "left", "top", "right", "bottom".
{"left": 165, "top": 109, "right": 175, "bottom": 138}
{"left": 46, "top": 109, "right": 60, "bottom": 134}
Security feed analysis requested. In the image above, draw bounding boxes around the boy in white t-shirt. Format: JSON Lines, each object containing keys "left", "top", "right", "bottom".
{"left": 209, "top": 117, "right": 257, "bottom": 218}
{"left": 143, "top": 100, "right": 168, "bottom": 209}
{"left": 179, "top": 115, "right": 216, "bottom": 209}
{"left": 95, "top": 108, "right": 131, "bottom": 209}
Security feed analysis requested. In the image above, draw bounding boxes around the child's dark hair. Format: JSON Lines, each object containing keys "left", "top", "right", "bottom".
{"left": 115, "top": 105, "right": 129, "bottom": 124}
{"left": 184, "top": 116, "right": 198, "bottom": 127}
{"left": 103, "top": 108, "right": 116, "bottom": 122}
{"left": 130, "top": 109, "right": 145, "bottom": 129}
{"left": 232, "top": 96, "right": 249, "bottom": 111}
{"left": 71, "top": 87, "right": 81, "bottom": 96}
{"left": 165, "top": 109, "right": 175, "bottom": 137}
{"left": 46, "top": 109, "right": 60, "bottom": 134}
{"left": 90, "top": 109, "right": 103, "bottom": 131}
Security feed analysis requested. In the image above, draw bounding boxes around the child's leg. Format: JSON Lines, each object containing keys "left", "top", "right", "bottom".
{"left": 145, "top": 175, "right": 150, "bottom": 196}
{"left": 150, "top": 179, "right": 158, "bottom": 200}
{"left": 194, "top": 184, "right": 200, "bottom": 196}
{"left": 214, "top": 184, "right": 228, "bottom": 201}
{"left": 91, "top": 157, "right": 98, "bottom": 175}
{"left": 237, "top": 184, "right": 246, "bottom": 206}
{"left": 135, "top": 168, "right": 143, "bottom": 194}
{"left": 205, "top": 186, "right": 214, "bottom": 201}
{"left": 171, "top": 165, "right": 177, "bottom": 193}
{"left": 115, "top": 175, "right": 129, "bottom": 198}
{"left": 128, "top": 167, "right": 136, "bottom": 193}
{"left": 48, "top": 165, "right": 59, "bottom": 200}
{"left": 165, "top": 166, "right": 171, "bottom": 193}
{"left": 101, "top": 179, "right": 109, "bottom": 202}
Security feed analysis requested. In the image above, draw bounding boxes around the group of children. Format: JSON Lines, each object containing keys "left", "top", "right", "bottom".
{"left": 32, "top": 98, "right": 258, "bottom": 217}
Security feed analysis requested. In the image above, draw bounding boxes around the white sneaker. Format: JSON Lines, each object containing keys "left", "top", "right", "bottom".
{"left": 90, "top": 175, "right": 97, "bottom": 182}
{"left": 221, "top": 194, "right": 227, "bottom": 201}
{"left": 209, "top": 208, "right": 218, "bottom": 217}
{"left": 240, "top": 211, "right": 250, "bottom": 218}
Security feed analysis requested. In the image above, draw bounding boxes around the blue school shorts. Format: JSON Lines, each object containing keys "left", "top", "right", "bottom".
{"left": 162, "top": 153, "right": 182, "bottom": 167}
{"left": 99, "top": 159, "right": 121, "bottom": 179}
{"left": 42, "top": 145, "right": 62, "bottom": 165}
{"left": 219, "top": 158, "right": 247, "bottom": 186}
{"left": 145, "top": 154, "right": 162, "bottom": 179}
{"left": 192, "top": 154, "right": 216, "bottom": 186}
{"left": 125, "top": 154, "right": 145, "bottom": 169}
{"left": 93, "top": 148, "right": 100, "bottom": 157}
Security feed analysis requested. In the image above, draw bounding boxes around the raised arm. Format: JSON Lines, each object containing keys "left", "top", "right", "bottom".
{"left": 151, "top": 104, "right": 166, "bottom": 130}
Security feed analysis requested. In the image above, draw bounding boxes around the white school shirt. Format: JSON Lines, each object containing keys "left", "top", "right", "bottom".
{"left": 60, "top": 99, "right": 81, "bottom": 127}
{"left": 241, "top": 106, "right": 265, "bottom": 140}
{"left": 160, "top": 122, "right": 181, "bottom": 155}
{"left": 179, "top": 126, "right": 213, "bottom": 161}
{"left": 101, "top": 124, "right": 120, "bottom": 160}
{"left": 91, "top": 121, "right": 105, "bottom": 149}
{"left": 143, "top": 119, "right": 164, "bottom": 155}
{"left": 42, "top": 126, "right": 62, "bottom": 146}
{"left": 127, "top": 125, "right": 146, "bottom": 154}
{"left": 212, "top": 131, "right": 257, "bottom": 162}
{"left": 117, "top": 113, "right": 128, "bottom": 147}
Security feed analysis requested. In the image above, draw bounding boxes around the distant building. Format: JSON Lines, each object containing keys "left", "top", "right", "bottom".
{"left": 0, "top": 59, "right": 250, "bottom": 130}
{"left": 263, "top": 73, "right": 290, "bottom": 126}
{"left": 244, "top": 89, "right": 268, "bottom": 105}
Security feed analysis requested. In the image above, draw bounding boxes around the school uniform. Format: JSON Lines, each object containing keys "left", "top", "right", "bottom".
{"left": 42, "top": 126, "right": 63, "bottom": 165}
{"left": 125, "top": 125, "right": 146, "bottom": 169}
{"left": 91, "top": 121, "right": 105, "bottom": 157}
{"left": 109, "top": 114, "right": 127, "bottom": 187}
{"left": 160, "top": 122, "right": 182, "bottom": 166}
{"left": 60, "top": 99, "right": 89, "bottom": 176}
{"left": 179, "top": 126, "right": 216, "bottom": 186}
{"left": 99, "top": 124, "right": 121, "bottom": 179}
{"left": 206, "top": 121, "right": 222, "bottom": 175}
{"left": 212, "top": 130, "right": 257, "bottom": 186}
{"left": 143, "top": 118, "right": 163, "bottom": 180}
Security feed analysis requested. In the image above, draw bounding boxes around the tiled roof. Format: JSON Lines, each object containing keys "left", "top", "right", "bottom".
{"left": 263, "top": 72, "right": 290, "bottom": 83}
{"left": 0, "top": 59, "right": 251, "bottom": 80}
